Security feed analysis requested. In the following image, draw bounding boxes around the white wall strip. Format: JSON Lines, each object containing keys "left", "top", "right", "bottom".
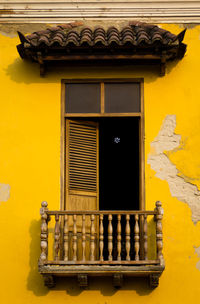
{"left": 1, "top": 1, "right": 200, "bottom": 23}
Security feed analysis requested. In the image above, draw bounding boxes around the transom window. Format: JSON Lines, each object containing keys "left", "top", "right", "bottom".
{"left": 64, "top": 80, "right": 141, "bottom": 115}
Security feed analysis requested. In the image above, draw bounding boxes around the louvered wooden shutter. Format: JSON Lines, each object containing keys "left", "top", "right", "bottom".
{"left": 65, "top": 119, "right": 99, "bottom": 211}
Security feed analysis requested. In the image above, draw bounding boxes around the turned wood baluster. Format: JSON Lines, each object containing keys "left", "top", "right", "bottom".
{"left": 134, "top": 214, "right": 140, "bottom": 261}
{"left": 82, "top": 214, "right": 86, "bottom": 261}
{"left": 143, "top": 214, "right": 148, "bottom": 260}
{"left": 54, "top": 214, "right": 60, "bottom": 261}
{"left": 108, "top": 214, "right": 113, "bottom": 261}
{"left": 90, "top": 214, "right": 95, "bottom": 261}
{"left": 40, "top": 201, "right": 49, "bottom": 263}
{"left": 99, "top": 214, "right": 104, "bottom": 261}
{"left": 64, "top": 215, "right": 69, "bottom": 261}
{"left": 125, "top": 214, "right": 131, "bottom": 261}
{"left": 73, "top": 215, "right": 77, "bottom": 261}
{"left": 156, "top": 201, "right": 164, "bottom": 264}
{"left": 117, "top": 215, "right": 121, "bottom": 261}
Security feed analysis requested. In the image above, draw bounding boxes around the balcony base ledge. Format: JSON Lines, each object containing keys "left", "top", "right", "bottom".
{"left": 39, "top": 264, "right": 164, "bottom": 288}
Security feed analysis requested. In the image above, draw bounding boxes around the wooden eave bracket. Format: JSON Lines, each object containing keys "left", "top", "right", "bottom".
{"left": 160, "top": 52, "right": 167, "bottom": 76}
{"left": 35, "top": 52, "right": 170, "bottom": 77}
{"left": 37, "top": 52, "right": 46, "bottom": 77}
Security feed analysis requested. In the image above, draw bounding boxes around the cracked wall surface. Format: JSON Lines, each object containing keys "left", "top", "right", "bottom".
{"left": 148, "top": 115, "right": 200, "bottom": 224}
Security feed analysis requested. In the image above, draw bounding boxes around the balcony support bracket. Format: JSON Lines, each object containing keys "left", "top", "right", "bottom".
{"left": 149, "top": 273, "right": 160, "bottom": 288}
{"left": 43, "top": 274, "right": 55, "bottom": 288}
{"left": 113, "top": 274, "right": 123, "bottom": 288}
{"left": 78, "top": 274, "right": 88, "bottom": 288}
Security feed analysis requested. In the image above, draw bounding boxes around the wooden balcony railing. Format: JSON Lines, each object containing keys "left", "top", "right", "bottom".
{"left": 39, "top": 202, "right": 164, "bottom": 288}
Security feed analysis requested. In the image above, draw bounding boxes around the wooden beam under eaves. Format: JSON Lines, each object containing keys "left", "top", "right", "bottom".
{"left": 35, "top": 54, "right": 169, "bottom": 77}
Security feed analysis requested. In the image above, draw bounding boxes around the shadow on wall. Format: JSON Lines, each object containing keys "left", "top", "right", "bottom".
{"left": 27, "top": 220, "right": 156, "bottom": 297}
{"left": 27, "top": 220, "right": 49, "bottom": 296}
{"left": 55, "top": 276, "right": 154, "bottom": 296}
{"left": 5, "top": 57, "right": 181, "bottom": 85}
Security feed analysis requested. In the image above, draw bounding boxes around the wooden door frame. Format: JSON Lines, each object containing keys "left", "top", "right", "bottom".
{"left": 60, "top": 78, "right": 145, "bottom": 211}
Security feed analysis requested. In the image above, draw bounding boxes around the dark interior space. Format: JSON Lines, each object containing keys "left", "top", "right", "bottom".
{"left": 99, "top": 117, "right": 140, "bottom": 260}
{"left": 99, "top": 117, "right": 139, "bottom": 211}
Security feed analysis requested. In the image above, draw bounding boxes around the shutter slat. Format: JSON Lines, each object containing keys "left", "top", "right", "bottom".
{"left": 70, "top": 139, "right": 97, "bottom": 147}
{"left": 70, "top": 129, "right": 97, "bottom": 135}
{"left": 67, "top": 120, "right": 98, "bottom": 193}
{"left": 70, "top": 159, "right": 97, "bottom": 166}
{"left": 69, "top": 165, "right": 96, "bottom": 173}
{"left": 69, "top": 171, "right": 96, "bottom": 177}
{"left": 70, "top": 152, "right": 96, "bottom": 159}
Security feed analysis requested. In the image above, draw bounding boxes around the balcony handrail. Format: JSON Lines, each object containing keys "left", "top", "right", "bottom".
{"left": 39, "top": 201, "right": 164, "bottom": 268}
{"left": 46, "top": 210, "right": 157, "bottom": 215}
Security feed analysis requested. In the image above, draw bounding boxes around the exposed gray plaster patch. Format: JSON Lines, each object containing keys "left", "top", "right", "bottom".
{"left": 148, "top": 115, "right": 200, "bottom": 224}
{"left": 194, "top": 246, "right": 200, "bottom": 271}
{"left": 0, "top": 183, "right": 10, "bottom": 202}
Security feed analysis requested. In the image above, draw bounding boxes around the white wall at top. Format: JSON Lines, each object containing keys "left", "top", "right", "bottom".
{"left": 1, "top": 0, "right": 200, "bottom": 23}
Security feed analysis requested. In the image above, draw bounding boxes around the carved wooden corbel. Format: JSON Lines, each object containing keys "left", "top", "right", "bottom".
{"left": 149, "top": 273, "right": 160, "bottom": 288}
{"left": 43, "top": 275, "right": 55, "bottom": 288}
{"left": 160, "top": 52, "right": 167, "bottom": 76}
{"left": 37, "top": 52, "right": 46, "bottom": 77}
{"left": 113, "top": 274, "right": 123, "bottom": 288}
{"left": 77, "top": 274, "right": 88, "bottom": 288}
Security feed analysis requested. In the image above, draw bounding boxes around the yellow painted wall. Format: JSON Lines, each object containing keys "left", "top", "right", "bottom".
{"left": 0, "top": 24, "right": 200, "bottom": 304}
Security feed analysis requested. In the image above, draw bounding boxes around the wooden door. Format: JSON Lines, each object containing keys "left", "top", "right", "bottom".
{"left": 65, "top": 119, "right": 99, "bottom": 260}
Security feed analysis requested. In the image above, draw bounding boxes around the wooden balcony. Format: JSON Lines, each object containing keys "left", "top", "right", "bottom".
{"left": 38, "top": 202, "right": 164, "bottom": 288}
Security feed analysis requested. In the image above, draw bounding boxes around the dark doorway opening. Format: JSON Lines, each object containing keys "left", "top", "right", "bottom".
{"left": 99, "top": 117, "right": 140, "bottom": 260}
{"left": 99, "top": 117, "right": 140, "bottom": 211}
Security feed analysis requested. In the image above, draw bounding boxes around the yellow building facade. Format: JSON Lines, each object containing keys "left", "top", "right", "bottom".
{"left": 0, "top": 15, "right": 200, "bottom": 304}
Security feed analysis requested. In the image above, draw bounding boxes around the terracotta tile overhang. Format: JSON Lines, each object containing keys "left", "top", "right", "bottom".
{"left": 16, "top": 23, "right": 187, "bottom": 76}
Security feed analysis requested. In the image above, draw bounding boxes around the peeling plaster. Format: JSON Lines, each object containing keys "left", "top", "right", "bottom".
{"left": 0, "top": 23, "right": 49, "bottom": 37}
{"left": 0, "top": 21, "right": 129, "bottom": 37}
{"left": 148, "top": 115, "right": 200, "bottom": 224}
{"left": 0, "top": 183, "right": 10, "bottom": 202}
{"left": 194, "top": 246, "right": 200, "bottom": 271}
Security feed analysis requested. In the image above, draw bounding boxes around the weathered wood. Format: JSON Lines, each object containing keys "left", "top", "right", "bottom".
{"left": 39, "top": 203, "right": 163, "bottom": 279}
{"left": 73, "top": 215, "right": 77, "bottom": 261}
{"left": 40, "top": 264, "right": 164, "bottom": 273}
{"left": 65, "top": 113, "right": 141, "bottom": 118}
{"left": 108, "top": 214, "right": 113, "bottom": 261}
{"left": 77, "top": 274, "right": 88, "bottom": 288}
{"left": 44, "top": 259, "right": 160, "bottom": 265}
{"left": 117, "top": 214, "right": 121, "bottom": 261}
{"left": 64, "top": 215, "right": 69, "bottom": 261}
{"left": 149, "top": 273, "right": 160, "bottom": 288}
{"left": 40, "top": 201, "right": 48, "bottom": 263}
{"left": 113, "top": 274, "right": 123, "bottom": 288}
{"left": 156, "top": 201, "right": 164, "bottom": 265}
{"left": 82, "top": 214, "right": 86, "bottom": 261}
{"left": 143, "top": 214, "right": 148, "bottom": 260}
{"left": 47, "top": 210, "right": 156, "bottom": 215}
{"left": 90, "top": 214, "right": 95, "bottom": 261}
{"left": 43, "top": 54, "right": 163, "bottom": 61}
{"left": 125, "top": 214, "right": 130, "bottom": 261}
{"left": 134, "top": 214, "right": 140, "bottom": 261}
{"left": 43, "top": 275, "right": 55, "bottom": 288}
{"left": 99, "top": 214, "right": 104, "bottom": 261}
{"left": 160, "top": 53, "right": 166, "bottom": 76}
{"left": 54, "top": 214, "right": 60, "bottom": 261}
{"left": 37, "top": 52, "right": 46, "bottom": 76}
{"left": 100, "top": 82, "right": 105, "bottom": 114}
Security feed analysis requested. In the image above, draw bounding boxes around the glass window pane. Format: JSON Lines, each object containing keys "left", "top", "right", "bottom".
{"left": 105, "top": 83, "right": 140, "bottom": 113}
{"left": 65, "top": 83, "right": 101, "bottom": 113}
